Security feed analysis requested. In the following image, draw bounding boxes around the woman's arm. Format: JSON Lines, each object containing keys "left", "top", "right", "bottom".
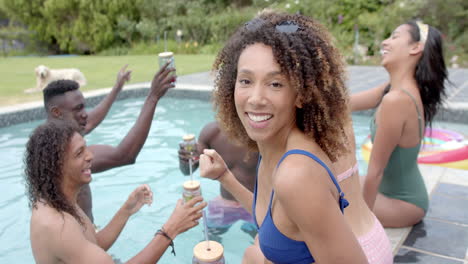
{"left": 275, "top": 156, "right": 368, "bottom": 264}
{"left": 200, "top": 149, "right": 254, "bottom": 214}
{"left": 363, "top": 93, "right": 405, "bottom": 209}
{"left": 350, "top": 81, "right": 389, "bottom": 112}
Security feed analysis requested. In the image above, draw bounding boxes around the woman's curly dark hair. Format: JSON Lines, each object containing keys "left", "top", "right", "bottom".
{"left": 212, "top": 11, "right": 350, "bottom": 162}
{"left": 24, "top": 120, "right": 84, "bottom": 225}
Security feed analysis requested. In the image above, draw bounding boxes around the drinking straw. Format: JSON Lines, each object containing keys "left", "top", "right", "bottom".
{"left": 202, "top": 210, "right": 211, "bottom": 250}
{"left": 189, "top": 158, "right": 193, "bottom": 182}
{"left": 164, "top": 31, "right": 167, "bottom": 52}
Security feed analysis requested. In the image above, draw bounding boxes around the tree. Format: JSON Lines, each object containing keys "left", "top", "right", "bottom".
{"left": 117, "top": 15, "right": 137, "bottom": 45}
{"left": 136, "top": 19, "right": 158, "bottom": 42}
{"left": 2, "top": 0, "right": 139, "bottom": 53}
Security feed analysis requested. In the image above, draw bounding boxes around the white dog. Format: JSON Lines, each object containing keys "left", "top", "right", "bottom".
{"left": 33, "top": 65, "right": 87, "bottom": 91}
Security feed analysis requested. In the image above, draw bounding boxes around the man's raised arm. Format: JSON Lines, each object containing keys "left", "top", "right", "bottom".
{"left": 89, "top": 64, "right": 175, "bottom": 173}
{"left": 84, "top": 65, "right": 132, "bottom": 134}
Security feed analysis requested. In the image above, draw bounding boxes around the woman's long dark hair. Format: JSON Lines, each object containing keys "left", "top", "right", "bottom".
{"left": 406, "top": 20, "right": 448, "bottom": 127}
{"left": 24, "top": 120, "right": 84, "bottom": 225}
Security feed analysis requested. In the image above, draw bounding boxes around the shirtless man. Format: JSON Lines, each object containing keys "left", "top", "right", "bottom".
{"left": 26, "top": 120, "right": 206, "bottom": 264}
{"left": 179, "top": 122, "right": 258, "bottom": 238}
{"left": 43, "top": 63, "right": 174, "bottom": 222}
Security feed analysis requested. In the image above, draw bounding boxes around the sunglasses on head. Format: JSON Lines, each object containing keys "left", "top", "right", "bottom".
{"left": 244, "top": 18, "right": 302, "bottom": 33}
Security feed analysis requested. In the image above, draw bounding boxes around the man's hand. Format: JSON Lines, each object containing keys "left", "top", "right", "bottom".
{"left": 115, "top": 64, "right": 132, "bottom": 91}
{"left": 163, "top": 197, "right": 207, "bottom": 238}
{"left": 82, "top": 64, "right": 133, "bottom": 135}
{"left": 123, "top": 184, "right": 153, "bottom": 216}
{"left": 150, "top": 62, "right": 176, "bottom": 101}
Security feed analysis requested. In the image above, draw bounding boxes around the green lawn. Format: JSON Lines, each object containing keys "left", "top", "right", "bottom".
{"left": 0, "top": 54, "right": 215, "bottom": 106}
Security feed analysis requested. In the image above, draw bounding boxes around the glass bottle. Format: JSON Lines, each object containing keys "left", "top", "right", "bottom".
{"left": 181, "top": 134, "right": 197, "bottom": 155}
{"left": 179, "top": 134, "right": 198, "bottom": 176}
{"left": 183, "top": 180, "right": 202, "bottom": 203}
{"left": 192, "top": 240, "right": 225, "bottom": 264}
{"left": 158, "top": 51, "right": 175, "bottom": 69}
{"left": 158, "top": 51, "right": 176, "bottom": 84}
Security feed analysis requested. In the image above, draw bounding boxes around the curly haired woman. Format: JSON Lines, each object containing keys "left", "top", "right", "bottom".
{"left": 351, "top": 21, "right": 448, "bottom": 228}
{"left": 25, "top": 120, "right": 206, "bottom": 264}
{"left": 200, "top": 11, "right": 372, "bottom": 263}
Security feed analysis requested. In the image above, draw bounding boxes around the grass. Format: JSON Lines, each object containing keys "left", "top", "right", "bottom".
{"left": 0, "top": 54, "right": 215, "bottom": 106}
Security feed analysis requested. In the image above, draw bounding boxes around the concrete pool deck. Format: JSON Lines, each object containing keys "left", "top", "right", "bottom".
{"left": 392, "top": 165, "right": 468, "bottom": 263}
{"left": 0, "top": 65, "right": 467, "bottom": 263}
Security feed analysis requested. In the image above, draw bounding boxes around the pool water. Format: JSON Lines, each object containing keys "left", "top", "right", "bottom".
{"left": 0, "top": 97, "right": 466, "bottom": 263}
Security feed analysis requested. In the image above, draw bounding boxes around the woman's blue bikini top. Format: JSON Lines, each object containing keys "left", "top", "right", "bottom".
{"left": 252, "top": 149, "right": 349, "bottom": 264}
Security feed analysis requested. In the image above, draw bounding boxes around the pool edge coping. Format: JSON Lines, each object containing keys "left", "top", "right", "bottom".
{"left": 1, "top": 83, "right": 468, "bottom": 128}
{"left": 0, "top": 83, "right": 213, "bottom": 128}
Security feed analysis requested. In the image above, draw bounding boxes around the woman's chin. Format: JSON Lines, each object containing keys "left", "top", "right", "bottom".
{"left": 381, "top": 59, "right": 391, "bottom": 69}
{"left": 380, "top": 57, "right": 387, "bottom": 66}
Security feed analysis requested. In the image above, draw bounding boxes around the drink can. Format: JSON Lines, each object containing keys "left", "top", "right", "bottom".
{"left": 158, "top": 51, "right": 175, "bottom": 69}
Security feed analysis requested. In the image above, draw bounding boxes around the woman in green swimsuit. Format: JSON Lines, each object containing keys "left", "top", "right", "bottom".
{"left": 351, "top": 21, "right": 448, "bottom": 227}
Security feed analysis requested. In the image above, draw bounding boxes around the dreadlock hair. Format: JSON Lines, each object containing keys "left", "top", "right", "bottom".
{"left": 24, "top": 120, "right": 84, "bottom": 226}
{"left": 212, "top": 11, "right": 350, "bottom": 162}
{"left": 43, "top": 80, "right": 80, "bottom": 113}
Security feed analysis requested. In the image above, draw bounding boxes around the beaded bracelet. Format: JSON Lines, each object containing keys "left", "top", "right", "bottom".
{"left": 155, "top": 228, "right": 176, "bottom": 256}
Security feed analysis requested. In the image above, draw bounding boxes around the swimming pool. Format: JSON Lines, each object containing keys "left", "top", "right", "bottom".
{"left": 0, "top": 96, "right": 466, "bottom": 263}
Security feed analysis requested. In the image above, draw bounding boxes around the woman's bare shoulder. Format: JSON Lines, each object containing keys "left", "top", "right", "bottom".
{"left": 274, "top": 151, "right": 335, "bottom": 196}
{"left": 381, "top": 89, "right": 416, "bottom": 108}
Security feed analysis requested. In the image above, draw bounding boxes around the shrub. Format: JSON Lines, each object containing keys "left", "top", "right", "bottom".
{"left": 1, "top": 0, "right": 466, "bottom": 64}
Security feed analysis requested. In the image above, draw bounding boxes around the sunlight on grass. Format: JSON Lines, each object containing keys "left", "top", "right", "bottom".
{"left": 0, "top": 54, "right": 215, "bottom": 106}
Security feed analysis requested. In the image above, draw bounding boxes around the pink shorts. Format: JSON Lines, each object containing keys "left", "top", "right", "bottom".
{"left": 358, "top": 216, "right": 393, "bottom": 264}
{"left": 207, "top": 196, "right": 254, "bottom": 228}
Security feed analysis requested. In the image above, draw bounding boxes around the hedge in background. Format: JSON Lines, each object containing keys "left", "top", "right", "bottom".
{"left": 2, "top": 0, "right": 139, "bottom": 53}
{"left": 1, "top": 0, "right": 466, "bottom": 66}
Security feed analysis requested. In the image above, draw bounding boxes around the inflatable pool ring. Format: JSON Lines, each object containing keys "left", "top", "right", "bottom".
{"left": 361, "top": 128, "right": 468, "bottom": 170}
